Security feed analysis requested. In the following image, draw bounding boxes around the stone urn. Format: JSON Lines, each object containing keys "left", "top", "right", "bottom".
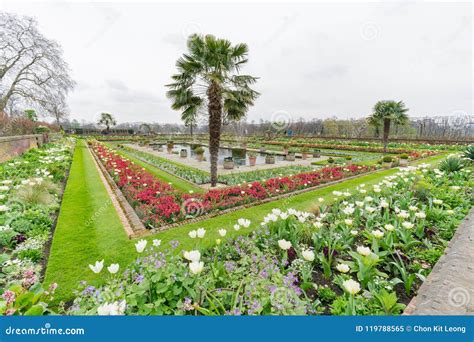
{"left": 248, "top": 154, "right": 257, "bottom": 166}
{"left": 223, "top": 157, "right": 235, "bottom": 169}
{"left": 285, "top": 152, "right": 296, "bottom": 161}
{"left": 265, "top": 154, "right": 276, "bottom": 164}
{"left": 180, "top": 149, "right": 188, "bottom": 158}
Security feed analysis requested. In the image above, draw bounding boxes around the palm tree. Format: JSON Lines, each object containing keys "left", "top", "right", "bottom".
{"left": 182, "top": 111, "right": 197, "bottom": 137}
{"left": 167, "top": 34, "right": 259, "bottom": 186}
{"left": 98, "top": 112, "right": 116, "bottom": 134}
{"left": 368, "top": 100, "right": 409, "bottom": 152}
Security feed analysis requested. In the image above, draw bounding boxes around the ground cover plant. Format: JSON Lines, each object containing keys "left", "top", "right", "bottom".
{"left": 0, "top": 140, "right": 74, "bottom": 315}
{"left": 91, "top": 141, "right": 374, "bottom": 228}
{"left": 68, "top": 161, "right": 473, "bottom": 315}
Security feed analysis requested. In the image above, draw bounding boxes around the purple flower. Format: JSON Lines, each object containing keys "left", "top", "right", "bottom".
{"left": 224, "top": 261, "right": 235, "bottom": 272}
{"left": 170, "top": 240, "right": 179, "bottom": 249}
{"left": 135, "top": 274, "right": 145, "bottom": 284}
{"left": 82, "top": 286, "right": 96, "bottom": 296}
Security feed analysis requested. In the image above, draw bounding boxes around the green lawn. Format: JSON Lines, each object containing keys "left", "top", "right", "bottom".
{"left": 45, "top": 147, "right": 446, "bottom": 303}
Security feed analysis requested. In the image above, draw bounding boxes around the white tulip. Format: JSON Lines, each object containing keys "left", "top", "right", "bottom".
{"left": 313, "top": 222, "right": 323, "bottom": 229}
{"left": 153, "top": 239, "right": 161, "bottom": 247}
{"left": 402, "top": 221, "right": 414, "bottom": 229}
{"left": 196, "top": 228, "right": 206, "bottom": 238}
{"left": 336, "top": 263, "right": 350, "bottom": 273}
{"left": 89, "top": 260, "right": 104, "bottom": 273}
{"left": 344, "top": 219, "right": 353, "bottom": 226}
{"left": 372, "top": 230, "right": 384, "bottom": 239}
{"left": 433, "top": 199, "right": 443, "bottom": 205}
{"left": 107, "top": 263, "right": 119, "bottom": 274}
{"left": 233, "top": 224, "right": 241, "bottom": 231}
{"left": 415, "top": 212, "right": 426, "bottom": 219}
{"left": 218, "top": 229, "right": 227, "bottom": 237}
{"left": 350, "top": 230, "right": 358, "bottom": 236}
{"left": 343, "top": 279, "right": 361, "bottom": 295}
{"left": 356, "top": 246, "right": 371, "bottom": 256}
{"left": 302, "top": 249, "right": 315, "bottom": 262}
{"left": 237, "top": 218, "right": 251, "bottom": 228}
{"left": 188, "top": 230, "right": 197, "bottom": 239}
{"left": 97, "top": 300, "right": 126, "bottom": 315}
{"left": 183, "top": 250, "right": 201, "bottom": 262}
{"left": 189, "top": 261, "right": 204, "bottom": 275}
{"left": 135, "top": 239, "right": 147, "bottom": 253}
{"left": 278, "top": 239, "right": 292, "bottom": 250}
{"left": 384, "top": 224, "right": 395, "bottom": 231}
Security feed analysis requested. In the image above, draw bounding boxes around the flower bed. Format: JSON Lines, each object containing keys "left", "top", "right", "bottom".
{"left": 0, "top": 140, "right": 74, "bottom": 314}
{"left": 69, "top": 161, "right": 473, "bottom": 315}
{"left": 91, "top": 141, "right": 375, "bottom": 229}
{"left": 118, "top": 144, "right": 319, "bottom": 185}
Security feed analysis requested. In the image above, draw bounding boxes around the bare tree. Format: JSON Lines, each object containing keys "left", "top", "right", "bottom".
{"left": 0, "top": 12, "right": 75, "bottom": 115}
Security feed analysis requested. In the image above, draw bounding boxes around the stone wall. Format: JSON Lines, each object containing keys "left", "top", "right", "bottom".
{"left": 0, "top": 134, "right": 48, "bottom": 163}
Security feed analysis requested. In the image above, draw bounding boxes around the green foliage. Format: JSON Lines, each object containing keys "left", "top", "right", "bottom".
{"left": 461, "top": 145, "right": 474, "bottom": 161}
{"left": 439, "top": 156, "right": 464, "bottom": 173}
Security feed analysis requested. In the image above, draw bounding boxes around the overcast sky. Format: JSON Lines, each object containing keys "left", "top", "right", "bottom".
{"left": 3, "top": 1, "right": 473, "bottom": 124}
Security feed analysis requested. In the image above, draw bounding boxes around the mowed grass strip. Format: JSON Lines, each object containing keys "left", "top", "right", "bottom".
{"left": 46, "top": 151, "right": 446, "bottom": 303}
{"left": 43, "top": 140, "right": 135, "bottom": 302}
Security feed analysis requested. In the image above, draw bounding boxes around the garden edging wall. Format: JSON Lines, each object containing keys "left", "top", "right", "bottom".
{"left": 88, "top": 143, "right": 148, "bottom": 238}
{"left": 0, "top": 134, "right": 48, "bottom": 163}
{"left": 403, "top": 206, "right": 474, "bottom": 315}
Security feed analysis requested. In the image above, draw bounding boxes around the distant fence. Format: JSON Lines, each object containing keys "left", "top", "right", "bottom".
{"left": 0, "top": 134, "right": 49, "bottom": 163}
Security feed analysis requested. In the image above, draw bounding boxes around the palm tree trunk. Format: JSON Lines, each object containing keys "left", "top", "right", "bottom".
{"left": 383, "top": 118, "right": 391, "bottom": 153}
{"left": 208, "top": 81, "right": 222, "bottom": 187}
{"left": 190, "top": 123, "right": 193, "bottom": 137}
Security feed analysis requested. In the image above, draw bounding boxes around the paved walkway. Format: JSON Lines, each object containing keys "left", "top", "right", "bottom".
{"left": 126, "top": 143, "right": 328, "bottom": 174}
{"left": 404, "top": 207, "right": 474, "bottom": 315}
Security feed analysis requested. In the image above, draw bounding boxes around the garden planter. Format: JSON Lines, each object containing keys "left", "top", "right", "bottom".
{"left": 312, "top": 152, "right": 321, "bottom": 158}
{"left": 265, "top": 155, "right": 275, "bottom": 164}
{"left": 223, "top": 158, "right": 235, "bottom": 169}
{"left": 400, "top": 159, "right": 408, "bottom": 166}
{"left": 196, "top": 154, "right": 204, "bottom": 162}
{"left": 249, "top": 156, "right": 257, "bottom": 166}
{"left": 167, "top": 147, "right": 173, "bottom": 154}
{"left": 259, "top": 147, "right": 266, "bottom": 153}
{"left": 302, "top": 153, "right": 309, "bottom": 160}
{"left": 180, "top": 149, "right": 188, "bottom": 158}
{"left": 383, "top": 162, "right": 392, "bottom": 169}
{"left": 285, "top": 153, "right": 296, "bottom": 161}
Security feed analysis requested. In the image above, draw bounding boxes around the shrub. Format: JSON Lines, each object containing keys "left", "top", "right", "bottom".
{"left": 194, "top": 146, "right": 205, "bottom": 155}
{"left": 400, "top": 154, "right": 409, "bottom": 160}
{"left": 439, "top": 156, "right": 464, "bottom": 173}
{"left": 462, "top": 145, "right": 474, "bottom": 162}
{"left": 327, "top": 157, "right": 334, "bottom": 164}
{"left": 382, "top": 156, "right": 393, "bottom": 163}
